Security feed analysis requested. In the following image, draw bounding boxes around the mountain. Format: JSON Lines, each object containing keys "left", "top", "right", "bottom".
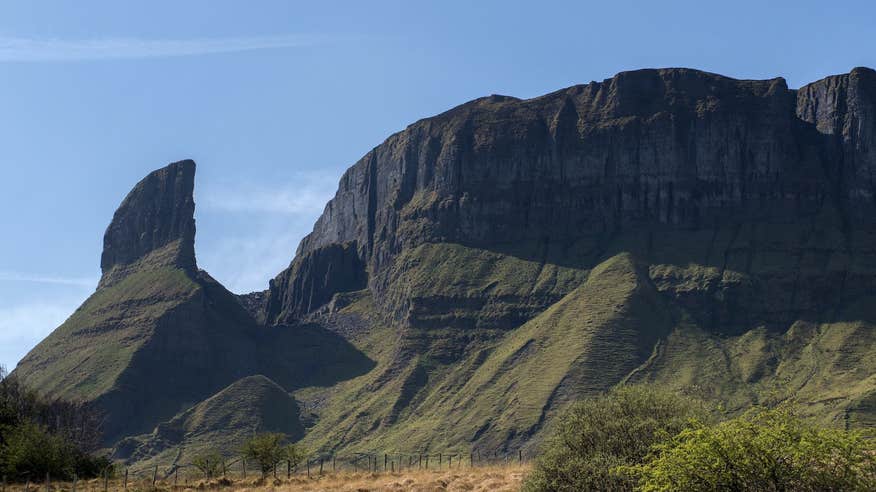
{"left": 12, "top": 160, "right": 373, "bottom": 450}
{"left": 15, "top": 67, "right": 876, "bottom": 462}
{"left": 114, "top": 375, "right": 304, "bottom": 467}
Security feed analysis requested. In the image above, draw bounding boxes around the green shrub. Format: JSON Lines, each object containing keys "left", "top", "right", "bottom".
{"left": 523, "top": 385, "right": 709, "bottom": 492}
{"left": 240, "top": 433, "right": 305, "bottom": 478}
{"left": 0, "top": 366, "right": 110, "bottom": 481}
{"left": 628, "top": 406, "right": 876, "bottom": 492}
{"left": 0, "top": 421, "right": 109, "bottom": 480}
{"left": 191, "top": 451, "right": 225, "bottom": 479}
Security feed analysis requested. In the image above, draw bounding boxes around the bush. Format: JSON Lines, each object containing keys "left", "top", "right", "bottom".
{"left": 523, "top": 385, "right": 709, "bottom": 492}
{"left": 0, "top": 366, "right": 109, "bottom": 480}
{"left": 0, "top": 421, "right": 110, "bottom": 481}
{"left": 628, "top": 406, "right": 876, "bottom": 492}
{"left": 192, "top": 451, "right": 225, "bottom": 479}
{"left": 240, "top": 433, "right": 305, "bottom": 478}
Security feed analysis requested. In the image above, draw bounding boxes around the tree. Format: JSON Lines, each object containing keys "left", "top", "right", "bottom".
{"left": 240, "top": 433, "right": 306, "bottom": 478}
{"left": 628, "top": 406, "right": 876, "bottom": 492}
{"left": 192, "top": 451, "right": 224, "bottom": 479}
{"left": 523, "top": 385, "right": 710, "bottom": 492}
{"left": 0, "top": 366, "right": 109, "bottom": 480}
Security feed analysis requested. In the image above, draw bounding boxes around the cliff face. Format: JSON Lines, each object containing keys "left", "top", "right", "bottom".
{"left": 267, "top": 68, "right": 876, "bottom": 328}
{"left": 797, "top": 67, "right": 876, "bottom": 215}
{"left": 100, "top": 160, "right": 197, "bottom": 287}
{"left": 17, "top": 67, "right": 876, "bottom": 462}
{"left": 263, "top": 68, "right": 876, "bottom": 454}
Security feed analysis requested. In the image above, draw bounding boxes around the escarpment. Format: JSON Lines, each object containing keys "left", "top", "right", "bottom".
{"left": 265, "top": 68, "right": 876, "bottom": 344}
{"left": 265, "top": 67, "right": 876, "bottom": 452}
{"left": 17, "top": 67, "right": 876, "bottom": 462}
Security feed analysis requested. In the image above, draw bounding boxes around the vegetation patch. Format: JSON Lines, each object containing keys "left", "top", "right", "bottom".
{"left": 0, "top": 367, "right": 109, "bottom": 481}
{"left": 523, "top": 385, "right": 709, "bottom": 492}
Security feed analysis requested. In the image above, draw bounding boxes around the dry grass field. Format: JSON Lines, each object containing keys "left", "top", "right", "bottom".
{"left": 2, "top": 464, "right": 530, "bottom": 492}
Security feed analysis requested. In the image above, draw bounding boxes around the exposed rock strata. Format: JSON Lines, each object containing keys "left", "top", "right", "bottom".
{"left": 267, "top": 68, "right": 876, "bottom": 334}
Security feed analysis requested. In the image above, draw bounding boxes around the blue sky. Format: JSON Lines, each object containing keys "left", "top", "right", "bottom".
{"left": 1, "top": 0, "right": 874, "bottom": 369}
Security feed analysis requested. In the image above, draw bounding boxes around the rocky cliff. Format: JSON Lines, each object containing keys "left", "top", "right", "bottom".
{"left": 100, "top": 160, "right": 197, "bottom": 288}
{"left": 266, "top": 68, "right": 876, "bottom": 329}
{"left": 266, "top": 67, "right": 876, "bottom": 454}
{"left": 16, "top": 67, "right": 876, "bottom": 463}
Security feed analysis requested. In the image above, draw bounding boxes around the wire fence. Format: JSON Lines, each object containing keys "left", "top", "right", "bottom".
{"left": 0, "top": 449, "right": 529, "bottom": 491}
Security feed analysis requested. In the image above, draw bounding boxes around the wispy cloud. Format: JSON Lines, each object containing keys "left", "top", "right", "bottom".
{"left": 196, "top": 173, "right": 340, "bottom": 293}
{"left": 200, "top": 173, "right": 338, "bottom": 216}
{"left": 200, "top": 231, "right": 303, "bottom": 294}
{"left": 0, "top": 271, "right": 97, "bottom": 287}
{"left": 0, "top": 298, "right": 84, "bottom": 369}
{"left": 0, "top": 34, "right": 320, "bottom": 62}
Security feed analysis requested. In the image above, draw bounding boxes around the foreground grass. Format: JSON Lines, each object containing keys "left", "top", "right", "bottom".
{"left": 2, "top": 464, "right": 530, "bottom": 492}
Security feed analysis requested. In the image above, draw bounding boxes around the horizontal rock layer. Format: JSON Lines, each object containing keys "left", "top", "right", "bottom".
{"left": 267, "top": 67, "right": 876, "bottom": 325}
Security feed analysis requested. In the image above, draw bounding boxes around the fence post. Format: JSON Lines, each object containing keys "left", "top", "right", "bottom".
{"left": 242, "top": 459, "right": 246, "bottom": 479}
{"left": 103, "top": 470, "right": 108, "bottom": 492}
{"left": 306, "top": 460, "right": 311, "bottom": 479}
{"left": 449, "top": 455, "right": 453, "bottom": 468}
{"left": 124, "top": 468, "right": 128, "bottom": 489}
{"left": 519, "top": 450, "right": 523, "bottom": 463}
{"left": 286, "top": 460, "right": 290, "bottom": 479}
{"left": 319, "top": 458, "right": 323, "bottom": 476}
{"left": 72, "top": 475, "right": 77, "bottom": 492}
{"left": 333, "top": 456, "right": 336, "bottom": 472}
{"left": 174, "top": 468, "right": 178, "bottom": 487}
{"left": 152, "top": 465, "right": 157, "bottom": 487}
{"left": 391, "top": 461, "right": 394, "bottom": 473}
{"left": 25, "top": 480, "right": 30, "bottom": 492}
{"left": 439, "top": 453, "right": 442, "bottom": 469}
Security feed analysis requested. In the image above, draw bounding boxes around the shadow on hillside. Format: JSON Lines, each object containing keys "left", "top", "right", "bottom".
{"left": 256, "top": 322, "right": 376, "bottom": 391}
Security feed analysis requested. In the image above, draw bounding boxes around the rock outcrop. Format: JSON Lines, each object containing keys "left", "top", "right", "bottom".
{"left": 797, "top": 67, "right": 876, "bottom": 217}
{"left": 100, "top": 159, "right": 197, "bottom": 287}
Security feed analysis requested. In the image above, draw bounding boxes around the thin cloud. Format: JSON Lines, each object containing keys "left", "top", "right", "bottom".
{"left": 0, "top": 271, "right": 97, "bottom": 287}
{"left": 0, "top": 298, "right": 83, "bottom": 369}
{"left": 0, "top": 34, "right": 320, "bottom": 62}
{"left": 200, "top": 173, "right": 338, "bottom": 216}
{"left": 200, "top": 232, "right": 303, "bottom": 294}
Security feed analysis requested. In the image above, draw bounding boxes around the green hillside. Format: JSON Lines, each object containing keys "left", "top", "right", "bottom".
{"left": 116, "top": 375, "right": 303, "bottom": 467}
{"left": 15, "top": 259, "right": 199, "bottom": 401}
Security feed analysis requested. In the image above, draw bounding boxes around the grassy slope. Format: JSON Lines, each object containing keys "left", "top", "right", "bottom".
{"left": 351, "top": 252, "right": 669, "bottom": 453}
{"left": 299, "top": 247, "right": 666, "bottom": 454}
{"left": 633, "top": 315, "right": 876, "bottom": 428}
{"left": 120, "top": 375, "right": 303, "bottom": 467}
{"left": 297, "top": 238, "right": 876, "bottom": 456}
{"left": 14, "top": 265, "right": 199, "bottom": 400}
